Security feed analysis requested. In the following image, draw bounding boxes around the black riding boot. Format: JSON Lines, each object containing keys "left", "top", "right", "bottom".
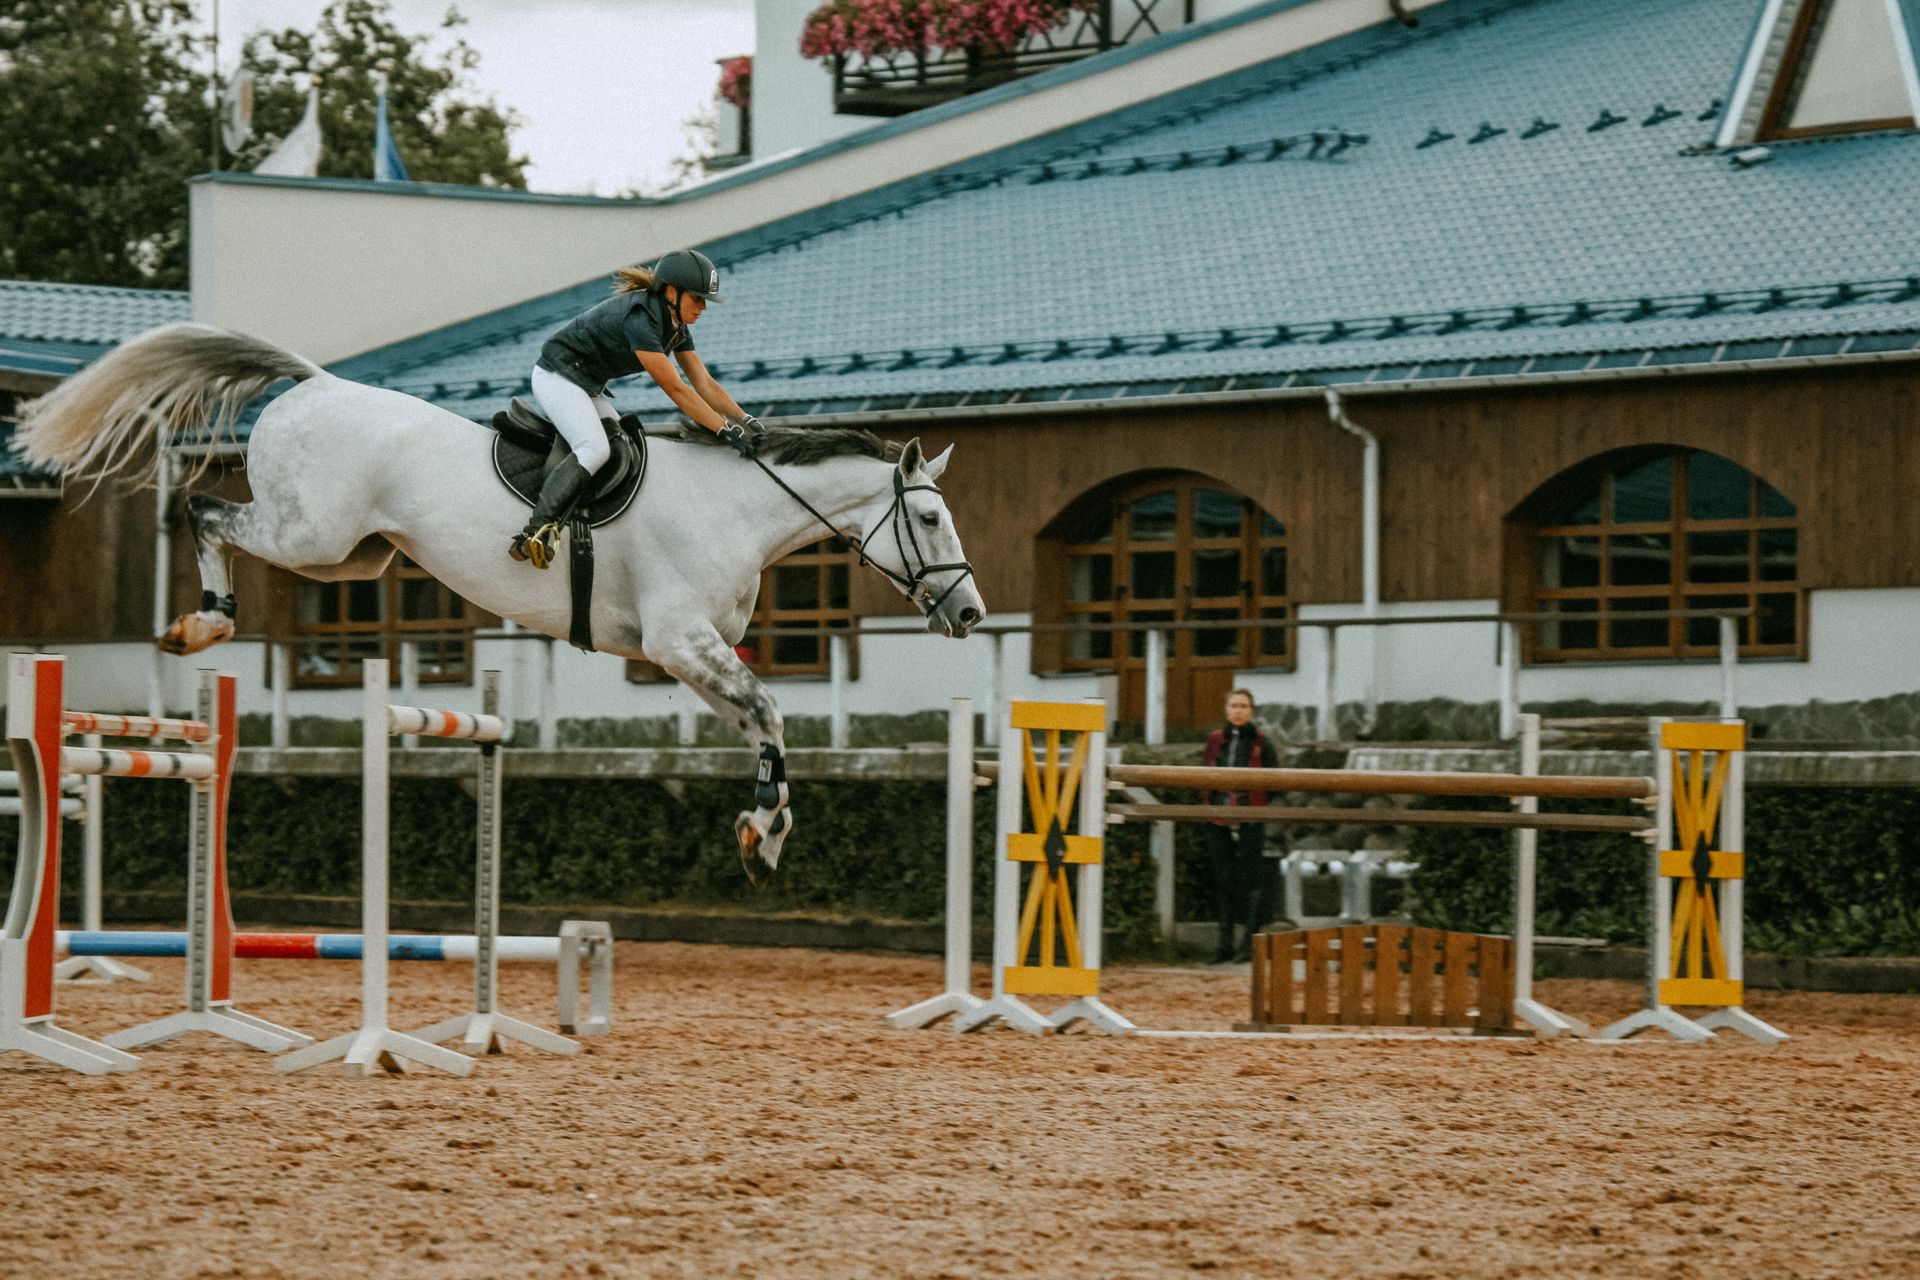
{"left": 508, "top": 455, "right": 594, "bottom": 569}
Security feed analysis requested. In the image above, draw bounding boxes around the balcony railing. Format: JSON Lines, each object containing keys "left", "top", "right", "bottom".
{"left": 831, "top": 0, "right": 1195, "bottom": 117}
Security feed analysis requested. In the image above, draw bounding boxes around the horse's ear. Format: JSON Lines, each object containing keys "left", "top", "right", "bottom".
{"left": 897, "top": 437, "right": 924, "bottom": 474}
{"left": 924, "top": 444, "right": 953, "bottom": 480}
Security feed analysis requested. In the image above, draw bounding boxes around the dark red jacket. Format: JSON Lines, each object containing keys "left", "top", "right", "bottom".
{"left": 1202, "top": 723, "right": 1272, "bottom": 823}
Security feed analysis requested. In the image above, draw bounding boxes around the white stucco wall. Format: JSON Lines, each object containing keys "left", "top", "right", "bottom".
{"left": 11, "top": 588, "right": 1916, "bottom": 733}
{"left": 28, "top": 586, "right": 1915, "bottom": 727}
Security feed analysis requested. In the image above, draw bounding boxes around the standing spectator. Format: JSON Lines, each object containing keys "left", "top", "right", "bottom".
{"left": 1203, "top": 688, "right": 1274, "bottom": 963}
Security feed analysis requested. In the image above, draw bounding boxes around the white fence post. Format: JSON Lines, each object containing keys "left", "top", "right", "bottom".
{"left": 676, "top": 690, "right": 698, "bottom": 746}
{"left": 1718, "top": 615, "right": 1738, "bottom": 719}
{"left": 1318, "top": 624, "right": 1339, "bottom": 742}
{"left": 1152, "top": 818, "right": 1176, "bottom": 943}
{"left": 883, "top": 698, "right": 983, "bottom": 1028}
{"left": 982, "top": 632, "right": 1004, "bottom": 747}
{"left": 270, "top": 643, "right": 291, "bottom": 749}
{"left": 148, "top": 456, "right": 171, "bottom": 721}
{"left": 1511, "top": 712, "right": 1587, "bottom": 1037}
{"left": 540, "top": 638, "right": 559, "bottom": 750}
{"left": 1499, "top": 619, "right": 1521, "bottom": 740}
{"left": 829, "top": 633, "right": 850, "bottom": 749}
{"left": 398, "top": 641, "right": 420, "bottom": 749}
{"left": 1144, "top": 628, "right": 1167, "bottom": 746}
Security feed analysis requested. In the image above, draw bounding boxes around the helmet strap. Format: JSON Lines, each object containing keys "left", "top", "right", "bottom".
{"left": 659, "top": 284, "right": 686, "bottom": 349}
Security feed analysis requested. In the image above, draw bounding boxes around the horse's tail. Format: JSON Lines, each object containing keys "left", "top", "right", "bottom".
{"left": 9, "top": 323, "right": 323, "bottom": 488}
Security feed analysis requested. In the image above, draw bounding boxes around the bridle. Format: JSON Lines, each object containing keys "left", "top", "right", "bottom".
{"left": 752, "top": 458, "right": 976, "bottom": 620}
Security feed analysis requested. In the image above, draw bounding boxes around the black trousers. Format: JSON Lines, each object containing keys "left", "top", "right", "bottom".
{"left": 1205, "top": 821, "right": 1268, "bottom": 955}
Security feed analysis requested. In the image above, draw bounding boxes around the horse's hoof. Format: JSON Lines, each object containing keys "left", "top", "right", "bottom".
{"left": 735, "top": 814, "right": 775, "bottom": 888}
{"left": 156, "top": 611, "right": 232, "bottom": 656}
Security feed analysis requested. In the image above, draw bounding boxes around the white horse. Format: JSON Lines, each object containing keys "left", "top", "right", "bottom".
{"left": 12, "top": 324, "right": 985, "bottom": 882}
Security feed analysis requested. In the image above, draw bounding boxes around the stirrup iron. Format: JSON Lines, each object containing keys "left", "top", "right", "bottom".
{"left": 517, "top": 519, "right": 563, "bottom": 570}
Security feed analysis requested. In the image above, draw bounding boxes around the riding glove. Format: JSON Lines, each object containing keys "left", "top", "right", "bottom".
{"left": 738, "top": 413, "right": 766, "bottom": 438}
{"left": 717, "top": 421, "right": 758, "bottom": 458}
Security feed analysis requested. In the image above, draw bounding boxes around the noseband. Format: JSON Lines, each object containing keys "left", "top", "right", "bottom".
{"left": 752, "top": 459, "right": 976, "bottom": 620}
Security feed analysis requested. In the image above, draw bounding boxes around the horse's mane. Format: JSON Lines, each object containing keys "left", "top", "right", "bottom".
{"left": 755, "top": 425, "right": 904, "bottom": 466}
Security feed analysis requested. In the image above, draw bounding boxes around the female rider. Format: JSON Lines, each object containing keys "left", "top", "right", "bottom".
{"left": 510, "top": 248, "right": 762, "bottom": 566}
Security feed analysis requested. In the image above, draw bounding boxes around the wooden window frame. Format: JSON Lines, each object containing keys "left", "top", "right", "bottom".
{"left": 288, "top": 558, "right": 477, "bottom": 689}
{"left": 1526, "top": 451, "right": 1804, "bottom": 664}
{"left": 1758, "top": 0, "right": 1916, "bottom": 140}
{"left": 1056, "top": 475, "right": 1294, "bottom": 676}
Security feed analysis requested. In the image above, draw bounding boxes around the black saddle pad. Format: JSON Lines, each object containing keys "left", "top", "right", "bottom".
{"left": 489, "top": 414, "right": 646, "bottom": 528}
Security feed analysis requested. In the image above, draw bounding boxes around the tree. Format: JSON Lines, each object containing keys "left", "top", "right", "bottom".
{"left": 0, "top": 0, "right": 527, "bottom": 290}
{"left": 233, "top": 0, "right": 527, "bottom": 189}
{"left": 648, "top": 105, "right": 720, "bottom": 197}
{"left": 0, "top": 1, "right": 210, "bottom": 287}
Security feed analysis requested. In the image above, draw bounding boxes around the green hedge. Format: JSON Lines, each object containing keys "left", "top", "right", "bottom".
{"left": 5, "top": 781, "right": 1916, "bottom": 957}
{"left": 1404, "top": 788, "right": 1920, "bottom": 956}
{"left": 0, "top": 777, "right": 1163, "bottom": 944}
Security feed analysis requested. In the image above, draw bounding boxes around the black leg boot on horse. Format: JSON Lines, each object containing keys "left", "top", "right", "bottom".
{"left": 509, "top": 454, "right": 594, "bottom": 569}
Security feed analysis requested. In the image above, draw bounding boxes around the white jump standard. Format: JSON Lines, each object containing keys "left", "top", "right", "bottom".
{"left": 411, "top": 671, "right": 578, "bottom": 1058}
{"left": 1599, "top": 720, "right": 1786, "bottom": 1045}
{"left": 279, "top": 661, "right": 498, "bottom": 1076}
{"left": 6, "top": 655, "right": 302, "bottom": 1073}
{"left": 104, "top": 670, "right": 311, "bottom": 1055}
{"left": 885, "top": 699, "right": 986, "bottom": 1030}
{"left": 953, "top": 699, "right": 1133, "bottom": 1037}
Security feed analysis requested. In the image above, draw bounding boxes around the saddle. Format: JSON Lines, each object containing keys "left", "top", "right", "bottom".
{"left": 489, "top": 397, "right": 647, "bottom": 524}
{"left": 488, "top": 397, "right": 650, "bottom": 653}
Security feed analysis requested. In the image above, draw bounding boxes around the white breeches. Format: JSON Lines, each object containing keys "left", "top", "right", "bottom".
{"left": 530, "top": 365, "right": 615, "bottom": 474}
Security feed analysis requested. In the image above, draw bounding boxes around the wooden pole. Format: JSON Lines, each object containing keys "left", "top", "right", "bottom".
{"left": 1105, "top": 802, "right": 1653, "bottom": 834}
{"left": 1103, "top": 762, "right": 1654, "bottom": 801}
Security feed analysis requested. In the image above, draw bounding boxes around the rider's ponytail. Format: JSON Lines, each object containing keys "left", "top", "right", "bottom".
{"left": 612, "top": 266, "right": 655, "bottom": 293}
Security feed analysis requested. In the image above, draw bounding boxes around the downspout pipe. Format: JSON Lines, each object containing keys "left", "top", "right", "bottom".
{"left": 1325, "top": 389, "right": 1380, "bottom": 734}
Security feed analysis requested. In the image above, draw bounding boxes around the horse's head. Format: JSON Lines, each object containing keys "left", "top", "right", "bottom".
{"left": 856, "top": 438, "right": 985, "bottom": 638}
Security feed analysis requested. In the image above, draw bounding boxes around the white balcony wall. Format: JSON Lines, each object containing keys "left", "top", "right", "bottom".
{"left": 752, "top": 0, "right": 871, "bottom": 160}
{"left": 713, "top": 99, "right": 745, "bottom": 158}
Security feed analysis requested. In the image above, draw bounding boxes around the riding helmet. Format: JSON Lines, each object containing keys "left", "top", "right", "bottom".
{"left": 652, "top": 249, "right": 721, "bottom": 303}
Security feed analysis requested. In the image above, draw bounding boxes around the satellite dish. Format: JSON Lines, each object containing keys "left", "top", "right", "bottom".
{"left": 222, "top": 69, "right": 256, "bottom": 154}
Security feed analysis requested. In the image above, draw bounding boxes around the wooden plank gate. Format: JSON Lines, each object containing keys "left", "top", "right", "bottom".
{"left": 1237, "top": 925, "right": 1520, "bottom": 1035}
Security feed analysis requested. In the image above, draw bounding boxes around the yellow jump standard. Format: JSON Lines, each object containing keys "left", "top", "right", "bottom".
{"left": 955, "top": 700, "right": 1133, "bottom": 1035}
{"left": 1600, "top": 721, "right": 1785, "bottom": 1044}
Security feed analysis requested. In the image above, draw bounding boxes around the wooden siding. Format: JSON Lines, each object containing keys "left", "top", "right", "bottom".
{"left": 855, "top": 362, "right": 1920, "bottom": 621}
{"left": 7, "top": 362, "right": 1917, "bottom": 645}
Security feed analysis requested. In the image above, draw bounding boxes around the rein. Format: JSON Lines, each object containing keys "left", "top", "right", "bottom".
{"left": 750, "top": 457, "right": 975, "bottom": 618}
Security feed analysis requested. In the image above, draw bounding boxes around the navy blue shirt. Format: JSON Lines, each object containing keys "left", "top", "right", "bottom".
{"left": 537, "top": 291, "right": 695, "bottom": 394}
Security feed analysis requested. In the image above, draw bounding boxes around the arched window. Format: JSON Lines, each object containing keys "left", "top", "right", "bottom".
{"left": 1040, "top": 474, "right": 1290, "bottom": 726}
{"left": 1525, "top": 449, "right": 1800, "bottom": 661}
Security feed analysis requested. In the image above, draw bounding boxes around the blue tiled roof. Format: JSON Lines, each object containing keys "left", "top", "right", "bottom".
{"left": 0, "top": 280, "right": 191, "bottom": 483}
{"left": 0, "top": 279, "right": 192, "bottom": 377}
{"left": 337, "top": 0, "right": 1920, "bottom": 420}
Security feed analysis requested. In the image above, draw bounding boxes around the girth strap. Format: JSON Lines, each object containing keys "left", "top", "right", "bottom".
{"left": 568, "top": 515, "right": 596, "bottom": 652}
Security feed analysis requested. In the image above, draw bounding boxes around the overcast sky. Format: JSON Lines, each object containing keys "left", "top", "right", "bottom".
{"left": 215, "top": 0, "right": 756, "bottom": 195}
